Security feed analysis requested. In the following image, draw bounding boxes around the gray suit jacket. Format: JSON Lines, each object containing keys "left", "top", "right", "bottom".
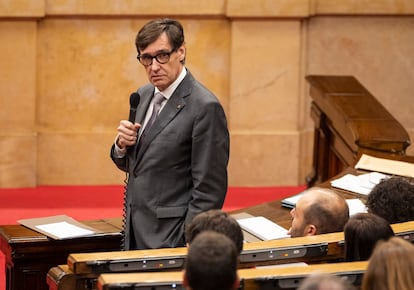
{"left": 111, "top": 71, "right": 229, "bottom": 250}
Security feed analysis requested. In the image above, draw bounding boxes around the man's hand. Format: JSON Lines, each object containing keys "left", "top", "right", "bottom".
{"left": 116, "top": 120, "right": 141, "bottom": 149}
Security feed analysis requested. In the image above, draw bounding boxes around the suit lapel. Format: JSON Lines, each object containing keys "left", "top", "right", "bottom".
{"left": 132, "top": 73, "right": 193, "bottom": 172}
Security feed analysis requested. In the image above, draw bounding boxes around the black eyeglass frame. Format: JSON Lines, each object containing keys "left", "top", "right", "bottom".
{"left": 137, "top": 49, "right": 176, "bottom": 66}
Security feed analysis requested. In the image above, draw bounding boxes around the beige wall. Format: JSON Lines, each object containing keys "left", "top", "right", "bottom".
{"left": 1, "top": 0, "right": 413, "bottom": 188}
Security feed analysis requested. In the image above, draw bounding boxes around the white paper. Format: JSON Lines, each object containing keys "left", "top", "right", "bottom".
{"left": 355, "top": 154, "right": 414, "bottom": 178}
{"left": 330, "top": 172, "right": 389, "bottom": 195}
{"left": 36, "top": 221, "right": 95, "bottom": 239}
{"left": 237, "top": 216, "right": 290, "bottom": 240}
{"left": 281, "top": 191, "right": 306, "bottom": 208}
{"left": 346, "top": 199, "right": 368, "bottom": 216}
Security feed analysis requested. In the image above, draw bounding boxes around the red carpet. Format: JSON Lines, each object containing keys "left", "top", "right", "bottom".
{"left": 0, "top": 184, "right": 305, "bottom": 289}
{"left": 0, "top": 185, "right": 306, "bottom": 225}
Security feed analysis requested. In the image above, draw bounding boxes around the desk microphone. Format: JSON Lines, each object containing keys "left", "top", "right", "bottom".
{"left": 129, "top": 92, "right": 140, "bottom": 123}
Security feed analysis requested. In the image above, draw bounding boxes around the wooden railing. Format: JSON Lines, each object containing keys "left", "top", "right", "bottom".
{"left": 305, "top": 75, "right": 411, "bottom": 186}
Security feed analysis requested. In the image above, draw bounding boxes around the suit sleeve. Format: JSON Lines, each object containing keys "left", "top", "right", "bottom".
{"left": 110, "top": 144, "right": 128, "bottom": 172}
{"left": 185, "top": 101, "right": 230, "bottom": 225}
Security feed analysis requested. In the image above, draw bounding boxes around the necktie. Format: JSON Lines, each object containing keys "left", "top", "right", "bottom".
{"left": 138, "top": 92, "right": 165, "bottom": 146}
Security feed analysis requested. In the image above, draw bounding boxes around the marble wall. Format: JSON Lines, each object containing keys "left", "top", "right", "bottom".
{"left": 1, "top": 0, "right": 413, "bottom": 187}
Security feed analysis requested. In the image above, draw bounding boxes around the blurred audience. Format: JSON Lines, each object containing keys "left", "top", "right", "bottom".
{"left": 184, "top": 209, "right": 244, "bottom": 254}
{"left": 362, "top": 236, "right": 414, "bottom": 290}
{"left": 183, "top": 231, "right": 239, "bottom": 290}
{"left": 288, "top": 187, "right": 349, "bottom": 237}
{"left": 367, "top": 176, "right": 414, "bottom": 224}
{"left": 298, "top": 273, "right": 356, "bottom": 290}
{"left": 344, "top": 212, "right": 395, "bottom": 261}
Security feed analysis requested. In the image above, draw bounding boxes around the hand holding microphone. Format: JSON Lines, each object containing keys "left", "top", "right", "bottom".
{"left": 116, "top": 92, "right": 141, "bottom": 150}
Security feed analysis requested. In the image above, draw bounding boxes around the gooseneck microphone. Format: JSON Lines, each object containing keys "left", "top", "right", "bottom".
{"left": 128, "top": 92, "right": 140, "bottom": 123}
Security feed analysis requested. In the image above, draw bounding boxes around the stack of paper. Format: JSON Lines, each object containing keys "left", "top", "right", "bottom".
{"left": 18, "top": 215, "right": 101, "bottom": 240}
{"left": 355, "top": 154, "right": 414, "bottom": 178}
{"left": 330, "top": 172, "right": 389, "bottom": 195}
{"left": 281, "top": 191, "right": 307, "bottom": 209}
{"left": 346, "top": 199, "right": 368, "bottom": 216}
{"left": 237, "top": 216, "right": 290, "bottom": 240}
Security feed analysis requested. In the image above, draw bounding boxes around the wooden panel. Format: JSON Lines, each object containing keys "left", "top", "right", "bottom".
{"left": 306, "top": 75, "right": 411, "bottom": 186}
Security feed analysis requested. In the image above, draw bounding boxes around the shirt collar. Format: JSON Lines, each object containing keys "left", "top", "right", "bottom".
{"left": 154, "top": 67, "right": 187, "bottom": 100}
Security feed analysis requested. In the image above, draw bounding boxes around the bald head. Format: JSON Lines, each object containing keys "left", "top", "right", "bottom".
{"left": 288, "top": 188, "right": 349, "bottom": 237}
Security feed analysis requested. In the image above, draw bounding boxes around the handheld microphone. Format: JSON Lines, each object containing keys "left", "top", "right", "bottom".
{"left": 122, "top": 92, "right": 140, "bottom": 250}
{"left": 128, "top": 92, "right": 140, "bottom": 123}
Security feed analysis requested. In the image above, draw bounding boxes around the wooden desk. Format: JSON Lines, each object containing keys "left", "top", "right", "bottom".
{"left": 48, "top": 219, "right": 414, "bottom": 290}
{"left": 0, "top": 218, "right": 122, "bottom": 290}
{"left": 95, "top": 261, "right": 369, "bottom": 290}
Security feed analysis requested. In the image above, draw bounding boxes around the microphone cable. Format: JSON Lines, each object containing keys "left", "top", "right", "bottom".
{"left": 120, "top": 92, "right": 140, "bottom": 250}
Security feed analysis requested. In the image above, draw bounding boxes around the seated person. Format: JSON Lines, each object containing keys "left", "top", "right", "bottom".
{"left": 185, "top": 209, "right": 244, "bottom": 254}
{"left": 298, "top": 273, "right": 356, "bottom": 290}
{"left": 288, "top": 187, "right": 349, "bottom": 237}
{"left": 366, "top": 176, "right": 414, "bottom": 224}
{"left": 344, "top": 212, "right": 394, "bottom": 261}
{"left": 362, "top": 236, "right": 414, "bottom": 290}
{"left": 183, "top": 231, "right": 239, "bottom": 290}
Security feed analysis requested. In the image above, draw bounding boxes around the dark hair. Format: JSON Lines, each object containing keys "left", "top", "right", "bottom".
{"left": 135, "top": 18, "right": 185, "bottom": 53}
{"left": 185, "top": 231, "right": 238, "bottom": 290}
{"left": 304, "top": 189, "right": 349, "bottom": 234}
{"left": 185, "top": 209, "right": 244, "bottom": 254}
{"left": 367, "top": 176, "right": 414, "bottom": 224}
{"left": 344, "top": 212, "right": 395, "bottom": 261}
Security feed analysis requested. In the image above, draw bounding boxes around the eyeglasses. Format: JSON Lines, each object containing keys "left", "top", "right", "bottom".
{"left": 137, "top": 49, "right": 176, "bottom": 66}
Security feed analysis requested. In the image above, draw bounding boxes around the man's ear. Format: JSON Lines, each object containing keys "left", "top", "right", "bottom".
{"left": 304, "top": 224, "right": 317, "bottom": 236}
{"left": 178, "top": 45, "right": 186, "bottom": 61}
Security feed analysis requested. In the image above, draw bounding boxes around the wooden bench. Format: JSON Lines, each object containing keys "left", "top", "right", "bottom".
{"left": 95, "top": 261, "right": 369, "bottom": 290}
{"left": 47, "top": 221, "right": 414, "bottom": 290}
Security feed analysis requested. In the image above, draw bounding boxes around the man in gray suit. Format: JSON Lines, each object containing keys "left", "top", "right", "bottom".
{"left": 111, "top": 18, "right": 229, "bottom": 250}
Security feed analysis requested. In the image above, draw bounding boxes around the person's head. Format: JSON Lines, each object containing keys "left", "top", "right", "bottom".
{"left": 344, "top": 212, "right": 394, "bottom": 261}
{"left": 183, "top": 231, "right": 239, "bottom": 290}
{"left": 185, "top": 209, "right": 244, "bottom": 254}
{"left": 298, "top": 273, "right": 356, "bottom": 290}
{"left": 366, "top": 176, "right": 414, "bottom": 224}
{"left": 135, "top": 18, "right": 186, "bottom": 91}
{"left": 288, "top": 188, "right": 349, "bottom": 238}
{"left": 362, "top": 236, "right": 414, "bottom": 290}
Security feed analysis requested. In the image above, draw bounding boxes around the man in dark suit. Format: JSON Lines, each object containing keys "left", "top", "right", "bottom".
{"left": 110, "top": 18, "right": 229, "bottom": 250}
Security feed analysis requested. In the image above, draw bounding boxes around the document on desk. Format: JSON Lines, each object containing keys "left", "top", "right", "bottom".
{"left": 355, "top": 154, "right": 414, "bottom": 178}
{"left": 330, "top": 172, "right": 389, "bottom": 195}
{"left": 346, "top": 199, "right": 368, "bottom": 216}
{"left": 237, "top": 216, "right": 290, "bottom": 240}
{"left": 281, "top": 190, "right": 307, "bottom": 209}
{"left": 18, "top": 215, "right": 102, "bottom": 240}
